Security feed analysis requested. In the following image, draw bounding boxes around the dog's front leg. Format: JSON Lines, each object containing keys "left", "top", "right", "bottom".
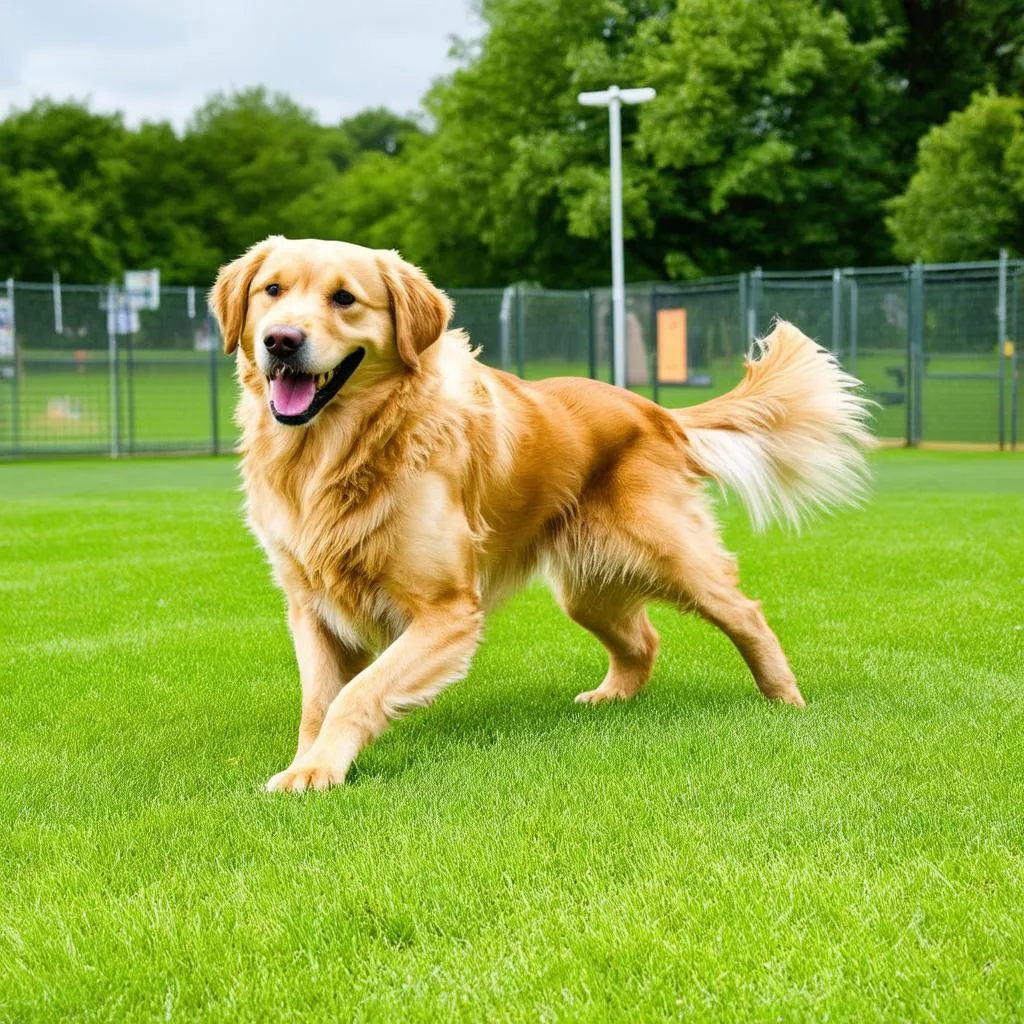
{"left": 267, "top": 549, "right": 373, "bottom": 772}
{"left": 266, "top": 593, "right": 482, "bottom": 792}
{"left": 286, "top": 599, "right": 372, "bottom": 766}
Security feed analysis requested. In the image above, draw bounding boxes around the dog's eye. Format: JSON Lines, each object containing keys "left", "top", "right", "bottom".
{"left": 332, "top": 289, "right": 355, "bottom": 308}
{"left": 265, "top": 283, "right": 281, "bottom": 297}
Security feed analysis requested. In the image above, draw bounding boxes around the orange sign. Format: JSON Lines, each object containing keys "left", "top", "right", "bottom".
{"left": 657, "top": 308, "right": 687, "bottom": 383}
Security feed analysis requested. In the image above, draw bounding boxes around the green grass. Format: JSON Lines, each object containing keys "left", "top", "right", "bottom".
{"left": 1, "top": 350, "right": 1018, "bottom": 456}
{"left": 1, "top": 451, "right": 1023, "bottom": 1020}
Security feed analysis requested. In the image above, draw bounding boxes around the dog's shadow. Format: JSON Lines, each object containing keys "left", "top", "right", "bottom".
{"left": 344, "top": 665, "right": 750, "bottom": 786}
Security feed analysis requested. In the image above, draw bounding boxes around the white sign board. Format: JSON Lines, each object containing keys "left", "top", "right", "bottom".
{"left": 0, "top": 296, "right": 14, "bottom": 358}
{"left": 124, "top": 269, "right": 160, "bottom": 311}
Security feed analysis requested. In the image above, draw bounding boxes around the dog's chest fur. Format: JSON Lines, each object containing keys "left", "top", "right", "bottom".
{"left": 244, "top": 458, "right": 409, "bottom": 652}
{"left": 238, "top": 351, "right": 513, "bottom": 651}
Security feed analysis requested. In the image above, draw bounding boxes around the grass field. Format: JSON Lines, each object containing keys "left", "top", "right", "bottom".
{"left": 1, "top": 450, "right": 1022, "bottom": 1021}
{"left": 0, "top": 349, "right": 1017, "bottom": 455}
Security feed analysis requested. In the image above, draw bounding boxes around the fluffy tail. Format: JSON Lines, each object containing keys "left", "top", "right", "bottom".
{"left": 675, "top": 319, "right": 874, "bottom": 531}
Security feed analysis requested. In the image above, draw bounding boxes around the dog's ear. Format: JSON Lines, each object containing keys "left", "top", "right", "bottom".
{"left": 209, "top": 236, "right": 283, "bottom": 355}
{"left": 377, "top": 251, "right": 453, "bottom": 371}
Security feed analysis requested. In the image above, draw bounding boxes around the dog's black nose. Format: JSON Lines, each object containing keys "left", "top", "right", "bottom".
{"left": 263, "top": 325, "right": 306, "bottom": 355}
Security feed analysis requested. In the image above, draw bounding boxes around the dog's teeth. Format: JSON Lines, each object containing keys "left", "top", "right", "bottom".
{"left": 325, "top": 369, "right": 334, "bottom": 383}
{"left": 316, "top": 373, "right": 326, "bottom": 388}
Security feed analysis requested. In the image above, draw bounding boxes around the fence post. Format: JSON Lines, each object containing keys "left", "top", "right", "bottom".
{"left": 909, "top": 268, "right": 917, "bottom": 448}
{"left": 1012, "top": 265, "right": 1020, "bottom": 451}
{"left": 906, "top": 262, "right": 924, "bottom": 447}
{"left": 915, "top": 266, "right": 925, "bottom": 444}
{"left": 107, "top": 284, "right": 120, "bottom": 458}
{"left": 649, "top": 285, "right": 659, "bottom": 406}
{"left": 998, "top": 249, "right": 1007, "bottom": 450}
{"left": 499, "top": 285, "right": 515, "bottom": 372}
{"left": 52, "top": 271, "right": 63, "bottom": 335}
{"left": 847, "top": 271, "right": 858, "bottom": 376}
{"left": 515, "top": 284, "right": 526, "bottom": 379}
{"left": 831, "top": 267, "right": 842, "bottom": 356}
{"left": 909, "top": 262, "right": 917, "bottom": 446}
{"left": 6, "top": 278, "right": 18, "bottom": 456}
{"left": 738, "top": 272, "right": 747, "bottom": 351}
{"left": 748, "top": 267, "right": 762, "bottom": 346}
{"left": 125, "top": 318, "right": 136, "bottom": 455}
{"left": 208, "top": 311, "right": 220, "bottom": 455}
{"left": 586, "top": 289, "right": 597, "bottom": 380}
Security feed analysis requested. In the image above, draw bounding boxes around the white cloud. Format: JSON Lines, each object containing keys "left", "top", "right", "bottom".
{"left": 0, "top": 0, "right": 481, "bottom": 128}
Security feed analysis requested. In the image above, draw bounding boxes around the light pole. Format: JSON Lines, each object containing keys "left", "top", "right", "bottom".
{"left": 578, "top": 85, "right": 656, "bottom": 389}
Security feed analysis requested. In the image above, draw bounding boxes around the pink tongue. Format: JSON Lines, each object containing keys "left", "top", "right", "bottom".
{"left": 270, "top": 375, "right": 317, "bottom": 416}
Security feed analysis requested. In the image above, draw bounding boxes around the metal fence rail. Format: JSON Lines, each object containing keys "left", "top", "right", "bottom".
{"left": 1, "top": 257, "right": 1020, "bottom": 457}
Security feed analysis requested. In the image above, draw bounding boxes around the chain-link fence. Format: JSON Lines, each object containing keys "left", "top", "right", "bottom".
{"left": 0, "top": 282, "right": 232, "bottom": 456}
{"left": 1, "top": 257, "right": 1019, "bottom": 457}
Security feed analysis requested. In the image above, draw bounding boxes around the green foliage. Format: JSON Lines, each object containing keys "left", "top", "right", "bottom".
{"left": 887, "top": 90, "right": 1024, "bottom": 262}
{"left": 339, "top": 107, "right": 424, "bottom": 158}
{"left": 397, "top": 0, "right": 655, "bottom": 286}
{"left": 179, "top": 89, "right": 344, "bottom": 274}
{"left": 637, "top": 0, "right": 897, "bottom": 275}
{"left": 0, "top": 166, "right": 119, "bottom": 279}
{"left": 0, "top": 0, "right": 1020, "bottom": 286}
{"left": 823, "top": 0, "right": 1024, "bottom": 169}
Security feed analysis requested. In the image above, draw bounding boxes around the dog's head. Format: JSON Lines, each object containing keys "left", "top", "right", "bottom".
{"left": 209, "top": 236, "right": 452, "bottom": 426}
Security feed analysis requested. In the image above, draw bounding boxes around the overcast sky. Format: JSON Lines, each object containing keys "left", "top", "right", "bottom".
{"left": 0, "top": 0, "right": 481, "bottom": 128}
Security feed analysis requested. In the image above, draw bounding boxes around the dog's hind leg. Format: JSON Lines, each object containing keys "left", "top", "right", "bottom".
{"left": 555, "top": 586, "right": 660, "bottom": 704}
{"left": 676, "top": 570, "right": 804, "bottom": 707}
{"left": 650, "top": 508, "right": 805, "bottom": 708}
{"left": 584, "top": 456, "right": 805, "bottom": 708}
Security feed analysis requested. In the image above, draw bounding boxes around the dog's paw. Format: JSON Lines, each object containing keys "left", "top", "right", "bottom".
{"left": 265, "top": 760, "right": 346, "bottom": 793}
{"left": 574, "top": 686, "right": 629, "bottom": 705}
{"left": 775, "top": 689, "right": 807, "bottom": 709}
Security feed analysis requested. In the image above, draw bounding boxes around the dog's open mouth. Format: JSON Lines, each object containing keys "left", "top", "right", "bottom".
{"left": 268, "top": 348, "right": 365, "bottom": 426}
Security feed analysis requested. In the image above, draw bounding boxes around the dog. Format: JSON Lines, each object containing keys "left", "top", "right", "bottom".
{"left": 209, "top": 236, "right": 872, "bottom": 793}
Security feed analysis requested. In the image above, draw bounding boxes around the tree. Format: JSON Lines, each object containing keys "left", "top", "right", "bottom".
{"left": 0, "top": 100, "right": 135, "bottom": 279}
{"left": 0, "top": 166, "right": 119, "bottom": 280}
{"left": 412, "top": 0, "right": 898, "bottom": 285}
{"left": 0, "top": 100, "right": 128, "bottom": 192}
{"left": 339, "top": 108, "right": 423, "bottom": 157}
{"left": 0, "top": 100, "right": 209, "bottom": 281}
{"left": 0, "top": 91, "right": 431, "bottom": 284}
{"left": 110, "top": 121, "right": 210, "bottom": 284}
{"left": 823, "top": 0, "right": 1024, "bottom": 171}
{"left": 636, "top": 0, "right": 898, "bottom": 276}
{"left": 1, "top": 1, "right": 1021, "bottom": 286}
{"left": 405, "top": 0, "right": 671, "bottom": 287}
{"left": 178, "top": 88, "right": 344, "bottom": 278}
{"left": 283, "top": 142, "right": 433, "bottom": 257}
{"left": 887, "top": 90, "right": 1024, "bottom": 262}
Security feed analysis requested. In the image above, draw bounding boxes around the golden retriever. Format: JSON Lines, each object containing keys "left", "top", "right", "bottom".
{"left": 209, "top": 236, "right": 871, "bottom": 792}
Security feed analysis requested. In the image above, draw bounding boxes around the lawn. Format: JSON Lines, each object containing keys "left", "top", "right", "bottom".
{"left": 1, "top": 451, "right": 1022, "bottom": 1022}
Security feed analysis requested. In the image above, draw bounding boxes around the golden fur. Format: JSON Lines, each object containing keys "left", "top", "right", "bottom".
{"left": 209, "top": 236, "right": 872, "bottom": 792}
